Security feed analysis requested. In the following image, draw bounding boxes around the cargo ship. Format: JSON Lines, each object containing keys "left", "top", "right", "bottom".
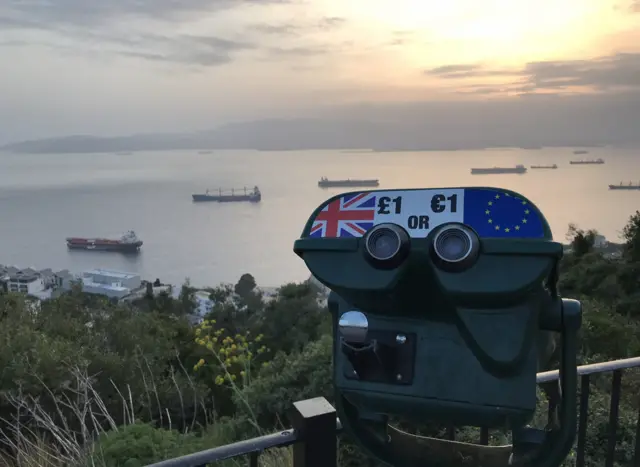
{"left": 609, "top": 182, "right": 640, "bottom": 190}
{"left": 470, "top": 165, "right": 527, "bottom": 175}
{"left": 573, "top": 150, "right": 589, "bottom": 155}
{"left": 569, "top": 158, "right": 604, "bottom": 165}
{"left": 318, "top": 177, "right": 380, "bottom": 188}
{"left": 192, "top": 186, "right": 261, "bottom": 203}
{"left": 530, "top": 164, "right": 558, "bottom": 169}
{"left": 66, "top": 230, "right": 143, "bottom": 252}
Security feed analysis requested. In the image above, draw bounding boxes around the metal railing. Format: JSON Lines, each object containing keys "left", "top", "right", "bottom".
{"left": 149, "top": 357, "right": 640, "bottom": 467}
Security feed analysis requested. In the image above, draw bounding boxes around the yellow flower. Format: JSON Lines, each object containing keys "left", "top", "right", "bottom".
{"left": 231, "top": 374, "right": 237, "bottom": 381}
{"left": 215, "top": 375, "right": 224, "bottom": 385}
{"left": 197, "top": 358, "right": 205, "bottom": 366}
{"left": 256, "top": 334, "right": 264, "bottom": 343}
{"left": 231, "top": 344, "right": 237, "bottom": 350}
{"left": 240, "top": 370, "right": 246, "bottom": 377}
{"left": 262, "top": 362, "right": 270, "bottom": 368}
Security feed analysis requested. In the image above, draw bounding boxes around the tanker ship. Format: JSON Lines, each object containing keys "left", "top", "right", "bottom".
{"left": 318, "top": 177, "right": 380, "bottom": 188}
{"left": 609, "top": 182, "right": 640, "bottom": 190}
{"left": 530, "top": 164, "right": 558, "bottom": 169}
{"left": 192, "top": 186, "right": 261, "bottom": 202}
{"left": 470, "top": 165, "right": 527, "bottom": 175}
{"left": 66, "top": 230, "right": 143, "bottom": 252}
{"left": 569, "top": 158, "right": 604, "bottom": 165}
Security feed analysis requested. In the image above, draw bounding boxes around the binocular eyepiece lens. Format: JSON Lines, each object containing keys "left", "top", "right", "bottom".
{"left": 364, "top": 224, "right": 410, "bottom": 268}
{"left": 432, "top": 224, "right": 479, "bottom": 269}
{"left": 367, "top": 228, "right": 401, "bottom": 261}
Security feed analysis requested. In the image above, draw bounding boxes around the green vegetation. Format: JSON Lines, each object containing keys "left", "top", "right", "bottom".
{"left": 2, "top": 213, "right": 640, "bottom": 467}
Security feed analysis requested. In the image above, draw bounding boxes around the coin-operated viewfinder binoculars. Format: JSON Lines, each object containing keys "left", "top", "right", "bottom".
{"left": 294, "top": 187, "right": 581, "bottom": 467}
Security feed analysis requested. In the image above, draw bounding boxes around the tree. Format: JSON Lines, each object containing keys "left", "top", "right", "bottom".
{"left": 234, "top": 274, "right": 257, "bottom": 298}
{"left": 566, "top": 223, "right": 598, "bottom": 257}
{"left": 145, "top": 282, "right": 154, "bottom": 299}
{"left": 622, "top": 210, "right": 640, "bottom": 262}
{"left": 178, "top": 278, "right": 196, "bottom": 315}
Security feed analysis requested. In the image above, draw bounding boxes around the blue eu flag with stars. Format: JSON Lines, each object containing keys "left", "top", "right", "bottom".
{"left": 463, "top": 188, "right": 546, "bottom": 238}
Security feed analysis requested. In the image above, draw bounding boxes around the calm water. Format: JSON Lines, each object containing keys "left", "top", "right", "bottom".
{"left": 0, "top": 147, "right": 637, "bottom": 288}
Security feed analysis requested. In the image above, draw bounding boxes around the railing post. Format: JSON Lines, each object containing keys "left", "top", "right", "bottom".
{"left": 290, "top": 397, "right": 337, "bottom": 467}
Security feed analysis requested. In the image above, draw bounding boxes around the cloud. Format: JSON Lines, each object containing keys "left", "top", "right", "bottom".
{"left": 266, "top": 45, "right": 331, "bottom": 57}
{"left": 426, "top": 64, "right": 517, "bottom": 79}
{"left": 0, "top": 28, "right": 256, "bottom": 67}
{"left": 0, "top": 0, "right": 289, "bottom": 30}
{"left": 114, "top": 33, "right": 256, "bottom": 66}
{"left": 425, "top": 53, "right": 640, "bottom": 94}
{"left": 523, "top": 53, "right": 640, "bottom": 90}
{"left": 318, "top": 16, "right": 346, "bottom": 30}
{"left": 0, "top": 1, "right": 264, "bottom": 67}
{"left": 250, "top": 16, "right": 346, "bottom": 37}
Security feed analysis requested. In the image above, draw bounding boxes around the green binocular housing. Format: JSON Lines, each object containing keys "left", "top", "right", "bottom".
{"left": 294, "top": 186, "right": 582, "bottom": 467}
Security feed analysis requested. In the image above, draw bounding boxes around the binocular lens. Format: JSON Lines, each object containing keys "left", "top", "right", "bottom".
{"left": 366, "top": 227, "right": 402, "bottom": 261}
{"left": 433, "top": 225, "right": 477, "bottom": 264}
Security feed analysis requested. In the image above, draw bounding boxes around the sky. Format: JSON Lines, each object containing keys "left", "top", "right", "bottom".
{"left": 1, "top": 0, "right": 639, "bottom": 144}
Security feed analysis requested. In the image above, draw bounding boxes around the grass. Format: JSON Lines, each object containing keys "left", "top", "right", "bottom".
{"left": 0, "top": 357, "right": 294, "bottom": 467}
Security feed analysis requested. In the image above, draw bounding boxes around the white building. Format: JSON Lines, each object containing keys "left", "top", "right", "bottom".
{"left": 194, "top": 290, "right": 214, "bottom": 317}
{"left": 6, "top": 269, "right": 46, "bottom": 295}
{"left": 593, "top": 234, "right": 608, "bottom": 248}
{"left": 84, "top": 269, "right": 141, "bottom": 289}
{"left": 53, "top": 270, "right": 75, "bottom": 290}
{"left": 81, "top": 268, "right": 141, "bottom": 299}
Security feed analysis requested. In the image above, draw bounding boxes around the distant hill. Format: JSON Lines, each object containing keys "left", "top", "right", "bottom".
{"left": 2, "top": 106, "right": 639, "bottom": 154}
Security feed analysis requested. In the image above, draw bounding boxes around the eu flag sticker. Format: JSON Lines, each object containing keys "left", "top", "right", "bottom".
{"left": 463, "top": 188, "right": 546, "bottom": 239}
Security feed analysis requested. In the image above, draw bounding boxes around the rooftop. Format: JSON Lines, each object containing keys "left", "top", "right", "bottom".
{"left": 84, "top": 268, "right": 139, "bottom": 280}
{"left": 81, "top": 278, "right": 129, "bottom": 292}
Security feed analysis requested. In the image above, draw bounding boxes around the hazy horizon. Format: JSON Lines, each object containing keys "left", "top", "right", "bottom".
{"left": 1, "top": 0, "right": 639, "bottom": 146}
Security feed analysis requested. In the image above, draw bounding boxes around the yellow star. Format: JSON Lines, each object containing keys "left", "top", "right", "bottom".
{"left": 488, "top": 218, "right": 493, "bottom": 224}
{"left": 522, "top": 200, "right": 527, "bottom": 205}
{"left": 485, "top": 209, "right": 490, "bottom": 215}
{"left": 522, "top": 218, "right": 528, "bottom": 224}
{"left": 488, "top": 201, "right": 493, "bottom": 206}
{"left": 515, "top": 225, "right": 520, "bottom": 230}
{"left": 504, "top": 227, "right": 510, "bottom": 233}
{"left": 524, "top": 209, "right": 530, "bottom": 215}
{"left": 495, "top": 225, "right": 500, "bottom": 230}
{"left": 504, "top": 192, "right": 511, "bottom": 197}
{"left": 495, "top": 194, "right": 500, "bottom": 199}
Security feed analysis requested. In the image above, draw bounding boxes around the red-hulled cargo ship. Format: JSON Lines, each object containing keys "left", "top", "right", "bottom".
{"left": 66, "top": 230, "right": 143, "bottom": 252}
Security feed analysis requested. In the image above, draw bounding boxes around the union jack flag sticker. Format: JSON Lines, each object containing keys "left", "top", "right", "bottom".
{"left": 309, "top": 192, "right": 376, "bottom": 238}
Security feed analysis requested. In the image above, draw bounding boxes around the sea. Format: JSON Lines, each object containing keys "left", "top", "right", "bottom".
{"left": 0, "top": 147, "right": 637, "bottom": 289}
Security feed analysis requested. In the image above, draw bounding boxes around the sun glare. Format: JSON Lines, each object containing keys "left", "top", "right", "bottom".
{"left": 322, "top": 0, "right": 623, "bottom": 65}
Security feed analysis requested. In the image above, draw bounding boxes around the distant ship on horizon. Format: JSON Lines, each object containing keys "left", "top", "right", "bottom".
{"left": 192, "top": 186, "right": 261, "bottom": 203}
{"left": 609, "top": 182, "right": 640, "bottom": 190}
{"left": 318, "top": 177, "right": 380, "bottom": 188}
{"left": 470, "top": 164, "right": 527, "bottom": 175}
{"left": 570, "top": 158, "right": 604, "bottom": 165}
{"left": 530, "top": 164, "right": 558, "bottom": 169}
{"left": 573, "top": 150, "right": 589, "bottom": 155}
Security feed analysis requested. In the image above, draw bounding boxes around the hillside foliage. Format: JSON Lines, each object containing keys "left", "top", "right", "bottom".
{"left": 2, "top": 212, "right": 640, "bottom": 466}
